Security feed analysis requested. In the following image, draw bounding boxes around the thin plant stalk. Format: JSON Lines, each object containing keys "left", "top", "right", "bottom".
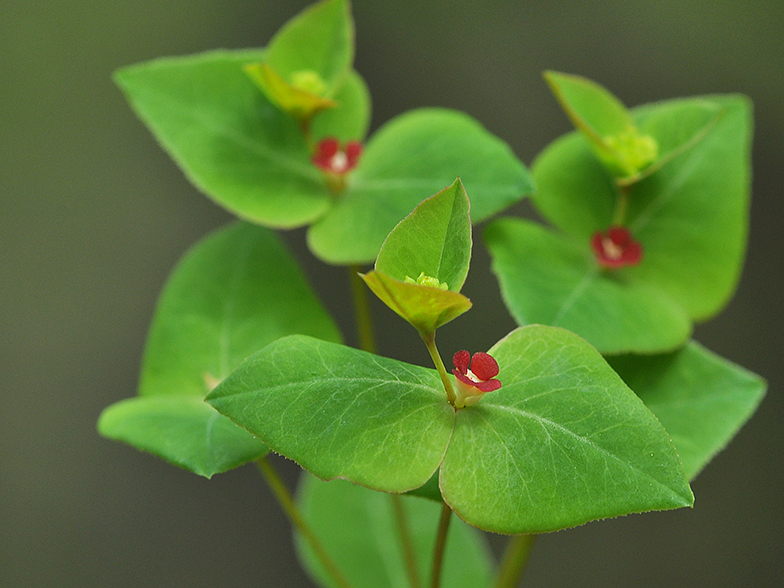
{"left": 256, "top": 456, "right": 354, "bottom": 588}
{"left": 349, "top": 265, "right": 376, "bottom": 354}
{"left": 420, "top": 331, "right": 457, "bottom": 405}
{"left": 392, "top": 494, "right": 422, "bottom": 588}
{"left": 430, "top": 502, "right": 453, "bottom": 588}
{"left": 493, "top": 534, "right": 537, "bottom": 588}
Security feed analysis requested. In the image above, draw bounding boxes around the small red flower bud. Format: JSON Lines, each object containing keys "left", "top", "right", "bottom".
{"left": 452, "top": 350, "right": 502, "bottom": 408}
{"left": 312, "top": 137, "right": 363, "bottom": 174}
{"left": 591, "top": 226, "right": 643, "bottom": 269}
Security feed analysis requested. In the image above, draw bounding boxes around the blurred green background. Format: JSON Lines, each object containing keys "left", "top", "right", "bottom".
{"left": 2, "top": 1, "right": 782, "bottom": 586}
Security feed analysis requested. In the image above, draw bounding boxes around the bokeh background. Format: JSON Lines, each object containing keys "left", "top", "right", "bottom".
{"left": 2, "top": 1, "right": 782, "bottom": 586}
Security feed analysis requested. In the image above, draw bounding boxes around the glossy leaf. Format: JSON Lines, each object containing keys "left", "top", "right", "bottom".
{"left": 297, "top": 475, "right": 494, "bottom": 588}
{"left": 207, "top": 335, "right": 454, "bottom": 492}
{"left": 440, "top": 326, "right": 693, "bottom": 533}
{"left": 114, "top": 50, "right": 369, "bottom": 228}
{"left": 208, "top": 330, "right": 692, "bottom": 534}
{"left": 98, "top": 223, "right": 341, "bottom": 477}
{"left": 485, "top": 218, "right": 691, "bottom": 354}
{"left": 375, "top": 179, "right": 472, "bottom": 293}
{"left": 308, "top": 108, "right": 532, "bottom": 264}
{"left": 609, "top": 341, "right": 767, "bottom": 480}
{"left": 361, "top": 270, "right": 473, "bottom": 334}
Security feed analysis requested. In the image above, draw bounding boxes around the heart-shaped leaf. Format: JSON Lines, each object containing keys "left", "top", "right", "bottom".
{"left": 208, "top": 328, "right": 692, "bottom": 534}
{"left": 485, "top": 218, "right": 691, "bottom": 354}
{"left": 207, "top": 335, "right": 455, "bottom": 492}
{"left": 439, "top": 326, "right": 693, "bottom": 533}
{"left": 98, "top": 222, "right": 341, "bottom": 477}
{"left": 609, "top": 341, "right": 766, "bottom": 480}
{"left": 307, "top": 108, "right": 532, "bottom": 264}
{"left": 296, "top": 475, "right": 494, "bottom": 588}
{"left": 115, "top": 50, "right": 370, "bottom": 228}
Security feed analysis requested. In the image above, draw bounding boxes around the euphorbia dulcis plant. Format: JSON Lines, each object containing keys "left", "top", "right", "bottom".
{"left": 98, "top": 1, "right": 766, "bottom": 587}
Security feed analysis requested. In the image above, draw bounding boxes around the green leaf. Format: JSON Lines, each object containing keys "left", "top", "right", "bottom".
{"left": 209, "top": 329, "right": 693, "bottom": 534}
{"left": 544, "top": 70, "right": 656, "bottom": 178}
{"left": 485, "top": 218, "right": 691, "bottom": 354}
{"left": 440, "top": 326, "right": 693, "bottom": 534}
{"left": 115, "top": 51, "right": 366, "bottom": 229}
{"left": 98, "top": 222, "right": 341, "bottom": 477}
{"left": 360, "top": 179, "right": 474, "bottom": 334}
{"left": 206, "top": 335, "right": 454, "bottom": 492}
{"left": 264, "top": 0, "right": 353, "bottom": 98}
{"left": 297, "top": 475, "right": 494, "bottom": 588}
{"left": 97, "top": 397, "right": 267, "bottom": 478}
{"left": 307, "top": 108, "right": 532, "bottom": 264}
{"left": 619, "top": 98, "right": 723, "bottom": 186}
{"left": 375, "top": 179, "right": 472, "bottom": 293}
{"left": 509, "top": 95, "right": 751, "bottom": 352}
{"left": 311, "top": 69, "right": 372, "bottom": 143}
{"left": 361, "top": 270, "right": 473, "bottom": 334}
{"left": 609, "top": 341, "right": 766, "bottom": 480}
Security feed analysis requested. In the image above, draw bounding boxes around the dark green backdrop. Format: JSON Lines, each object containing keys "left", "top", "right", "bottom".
{"left": 2, "top": 1, "right": 782, "bottom": 586}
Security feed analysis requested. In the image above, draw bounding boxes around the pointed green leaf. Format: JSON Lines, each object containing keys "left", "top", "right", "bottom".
{"left": 609, "top": 341, "right": 766, "bottom": 480}
{"left": 98, "top": 222, "right": 341, "bottom": 477}
{"left": 361, "top": 270, "right": 473, "bottom": 334}
{"left": 206, "top": 336, "right": 455, "bottom": 492}
{"left": 440, "top": 326, "right": 693, "bottom": 534}
{"left": 139, "top": 223, "right": 342, "bottom": 397}
{"left": 375, "top": 178, "right": 472, "bottom": 293}
{"left": 619, "top": 98, "right": 723, "bottom": 186}
{"left": 115, "top": 49, "right": 327, "bottom": 227}
{"left": 297, "top": 475, "right": 494, "bottom": 588}
{"left": 624, "top": 95, "right": 752, "bottom": 320}
{"left": 115, "top": 52, "right": 368, "bottom": 229}
{"left": 485, "top": 218, "right": 691, "bottom": 354}
{"left": 97, "top": 397, "right": 267, "bottom": 478}
{"left": 307, "top": 108, "right": 532, "bottom": 264}
{"left": 545, "top": 70, "right": 657, "bottom": 178}
{"left": 264, "top": 0, "right": 353, "bottom": 97}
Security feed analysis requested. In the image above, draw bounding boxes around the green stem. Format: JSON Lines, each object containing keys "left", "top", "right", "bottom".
{"left": 612, "top": 184, "right": 630, "bottom": 226}
{"left": 392, "top": 494, "right": 422, "bottom": 588}
{"left": 493, "top": 535, "right": 537, "bottom": 588}
{"left": 256, "top": 457, "right": 353, "bottom": 588}
{"left": 430, "top": 502, "right": 453, "bottom": 588}
{"left": 420, "top": 331, "right": 456, "bottom": 405}
{"left": 349, "top": 265, "right": 377, "bottom": 354}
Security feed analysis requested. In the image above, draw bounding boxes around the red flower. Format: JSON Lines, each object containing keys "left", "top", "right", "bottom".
{"left": 312, "top": 137, "right": 362, "bottom": 174}
{"left": 452, "top": 350, "right": 502, "bottom": 408}
{"left": 591, "top": 226, "right": 643, "bottom": 269}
